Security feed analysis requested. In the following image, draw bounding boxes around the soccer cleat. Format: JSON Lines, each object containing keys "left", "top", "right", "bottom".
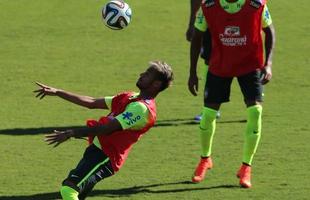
{"left": 192, "top": 157, "right": 213, "bottom": 183}
{"left": 237, "top": 164, "right": 252, "bottom": 188}
{"left": 194, "top": 114, "right": 202, "bottom": 122}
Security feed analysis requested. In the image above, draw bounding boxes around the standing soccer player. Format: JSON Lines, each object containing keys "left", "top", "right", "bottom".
{"left": 188, "top": 0, "right": 275, "bottom": 188}
{"left": 34, "top": 61, "right": 173, "bottom": 199}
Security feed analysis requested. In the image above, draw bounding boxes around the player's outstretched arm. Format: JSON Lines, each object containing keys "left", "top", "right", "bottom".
{"left": 34, "top": 82, "right": 109, "bottom": 109}
{"left": 45, "top": 119, "right": 122, "bottom": 147}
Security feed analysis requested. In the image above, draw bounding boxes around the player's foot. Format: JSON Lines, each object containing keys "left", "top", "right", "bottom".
{"left": 237, "top": 164, "right": 252, "bottom": 188}
{"left": 194, "top": 114, "right": 202, "bottom": 122}
{"left": 192, "top": 157, "right": 213, "bottom": 183}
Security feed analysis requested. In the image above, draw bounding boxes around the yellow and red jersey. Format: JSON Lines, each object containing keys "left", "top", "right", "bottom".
{"left": 87, "top": 92, "right": 156, "bottom": 172}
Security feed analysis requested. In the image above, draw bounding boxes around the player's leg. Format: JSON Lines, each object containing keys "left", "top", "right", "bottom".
{"left": 60, "top": 144, "right": 114, "bottom": 199}
{"left": 194, "top": 64, "right": 209, "bottom": 122}
{"left": 237, "top": 70, "right": 264, "bottom": 188}
{"left": 78, "top": 185, "right": 94, "bottom": 200}
{"left": 195, "top": 64, "right": 221, "bottom": 122}
{"left": 192, "top": 71, "right": 232, "bottom": 183}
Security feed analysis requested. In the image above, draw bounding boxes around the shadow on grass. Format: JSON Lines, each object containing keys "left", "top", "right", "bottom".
{"left": 0, "top": 181, "right": 240, "bottom": 200}
{"left": 155, "top": 118, "right": 246, "bottom": 127}
{"left": 0, "top": 118, "right": 246, "bottom": 135}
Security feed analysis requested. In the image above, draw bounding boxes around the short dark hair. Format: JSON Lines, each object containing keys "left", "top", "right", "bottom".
{"left": 149, "top": 61, "right": 174, "bottom": 92}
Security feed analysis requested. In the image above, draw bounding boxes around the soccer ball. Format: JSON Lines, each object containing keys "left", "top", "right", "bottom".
{"left": 102, "top": 1, "right": 132, "bottom": 30}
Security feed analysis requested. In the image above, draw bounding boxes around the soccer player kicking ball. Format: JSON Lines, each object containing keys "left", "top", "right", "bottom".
{"left": 34, "top": 61, "right": 173, "bottom": 200}
{"left": 188, "top": 0, "right": 275, "bottom": 188}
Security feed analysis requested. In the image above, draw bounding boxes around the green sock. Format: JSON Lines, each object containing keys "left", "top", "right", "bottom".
{"left": 60, "top": 186, "right": 79, "bottom": 200}
{"left": 199, "top": 107, "right": 218, "bottom": 157}
{"left": 243, "top": 105, "right": 263, "bottom": 165}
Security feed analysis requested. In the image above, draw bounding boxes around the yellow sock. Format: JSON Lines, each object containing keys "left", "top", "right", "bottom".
{"left": 242, "top": 105, "right": 262, "bottom": 165}
{"left": 199, "top": 107, "right": 217, "bottom": 157}
{"left": 60, "top": 186, "right": 79, "bottom": 200}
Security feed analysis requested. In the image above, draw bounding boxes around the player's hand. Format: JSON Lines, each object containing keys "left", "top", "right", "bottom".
{"left": 34, "top": 82, "right": 58, "bottom": 99}
{"left": 261, "top": 65, "right": 272, "bottom": 85}
{"left": 45, "top": 130, "right": 74, "bottom": 147}
{"left": 188, "top": 73, "right": 199, "bottom": 96}
{"left": 186, "top": 25, "right": 194, "bottom": 42}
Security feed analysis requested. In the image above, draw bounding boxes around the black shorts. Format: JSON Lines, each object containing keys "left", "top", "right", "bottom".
{"left": 204, "top": 70, "right": 263, "bottom": 105}
{"left": 63, "top": 144, "right": 114, "bottom": 193}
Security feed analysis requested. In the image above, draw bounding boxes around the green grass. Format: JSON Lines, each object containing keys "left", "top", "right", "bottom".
{"left": 0, "top": 0, "right": 310, "bottom": 199}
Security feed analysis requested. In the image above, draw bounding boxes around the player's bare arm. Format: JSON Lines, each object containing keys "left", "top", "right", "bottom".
{"left": 34, "top": 82, "right": 108, "bottom": 109}
{"left": 188, "top": 28, "right": 204, "bottom": 96}
{"left": 261, "top": 23, "right": 275, "bottom": 85}
{"left": 186, "top": 0, "right": 202, "bottom": 41}
{"left": 45, "top": 119, "right": 123, "bottom": 147}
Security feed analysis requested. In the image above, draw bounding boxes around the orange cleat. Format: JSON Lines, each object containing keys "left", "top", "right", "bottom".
{"left": 192, "top": 157, "right": 213, "bottom": 183}
{"left": 237, "top": 164, "right": 252, "bottom": 188}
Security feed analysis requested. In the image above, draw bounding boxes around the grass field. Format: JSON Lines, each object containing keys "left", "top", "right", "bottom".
{"left": 0, "top": 0, "right": 310, "bottom": 199}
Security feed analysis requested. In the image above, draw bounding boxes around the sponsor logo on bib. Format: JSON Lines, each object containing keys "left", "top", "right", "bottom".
{"left": 219, "top": 26, "right": 247, "bottom": 46}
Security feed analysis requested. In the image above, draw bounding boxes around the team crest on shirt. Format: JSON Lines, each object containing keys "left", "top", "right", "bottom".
{"left": 219, "top": 26, "right": 247, "bottom": 46}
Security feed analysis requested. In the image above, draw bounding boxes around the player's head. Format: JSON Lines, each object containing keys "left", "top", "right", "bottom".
{"left": 136, "top": 61, "right": 173, "bottom": 93}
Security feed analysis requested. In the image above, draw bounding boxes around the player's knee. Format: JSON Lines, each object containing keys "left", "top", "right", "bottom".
{"left": 62, "top": 178, "right": 80, "bottom": 191}
{"left": 245, "top": 100, "right": 262, "bottom": 107}
{"left": 248, "top": 105, "right": 262, "bottom": 119}
{"left": 60, "top": 185, "right": 79, "bottom": 200}
{"left": 200, "top": 107, "right": 218, "bottom": 129}
{"left": 253, "top": 107, "right": 262, "bottom": 118}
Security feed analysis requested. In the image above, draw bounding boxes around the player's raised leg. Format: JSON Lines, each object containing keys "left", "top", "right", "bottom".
{"left": 60, "top": 144, "right": 114, "bottom": 199}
